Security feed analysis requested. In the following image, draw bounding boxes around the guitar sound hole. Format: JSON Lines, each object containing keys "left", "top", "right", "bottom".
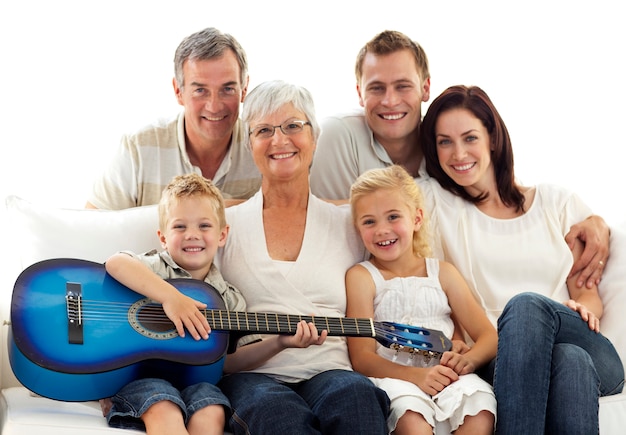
{"left": 137, "top": 304, "right": 175, "bottom": 333}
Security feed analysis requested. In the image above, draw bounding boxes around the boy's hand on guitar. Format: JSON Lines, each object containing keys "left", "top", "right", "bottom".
{"left": 440, "top": 351, "right": 477, "bottom": 375}
{"left": 162, "top": 290, "right": 210, "bottom": 340}
{"left": 278, "top": 320, "right": 327, "bottom": 349}
{"left": 412, "top": 365, "right": 459, "bottom": 396}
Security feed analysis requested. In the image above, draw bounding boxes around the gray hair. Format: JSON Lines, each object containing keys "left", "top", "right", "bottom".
{"left": 242, "top": 80, "right": 321, "bottom": 146}
{"left": 173, "top": 27, "right": 248, "bottom": 88}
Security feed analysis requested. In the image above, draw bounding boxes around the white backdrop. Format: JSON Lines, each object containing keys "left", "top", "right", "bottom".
{"left": 1, "top": 0, "right": 624, "bottom": 222}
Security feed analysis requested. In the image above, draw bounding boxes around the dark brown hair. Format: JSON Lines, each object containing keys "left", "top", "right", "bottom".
{"left": 421, "top": 85, "right": 525, "bottom": 211}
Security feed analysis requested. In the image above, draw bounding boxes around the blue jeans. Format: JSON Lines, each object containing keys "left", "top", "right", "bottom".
{"left": 218, "top": 369, "right": 390, "bottom": 434}
{"left": 494, "top": 293, "right": 624, "bottom": 435}
{"left": 107, "top": 378, "right": 230, "bottom": 430}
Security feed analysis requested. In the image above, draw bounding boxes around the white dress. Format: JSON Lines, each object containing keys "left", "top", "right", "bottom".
{"left": 360, "top": 258, "right": 496, "bottom": 433}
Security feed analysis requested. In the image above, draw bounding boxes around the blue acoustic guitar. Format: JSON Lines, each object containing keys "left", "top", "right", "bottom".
{"left": 9, "top": 258, "right": 452, "bottom": 402}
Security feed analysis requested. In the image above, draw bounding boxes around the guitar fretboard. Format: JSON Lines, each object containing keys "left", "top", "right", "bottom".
{"left": 206, "top": 310, "right": 376, "bottom": 338}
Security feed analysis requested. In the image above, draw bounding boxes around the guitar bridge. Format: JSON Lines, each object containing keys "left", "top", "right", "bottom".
{"left": 65, "top": 282, "right": 83, "bottom": 344}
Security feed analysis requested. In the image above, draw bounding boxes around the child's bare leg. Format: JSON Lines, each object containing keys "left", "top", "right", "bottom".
{"left": 453, "top": 410, "right": 494, "bottom": 435}
{"left": 393, "top": 410, "right": 433, "bottom": 435}
{"left": 187, "top": 404, "right": 226, "bottom": 435}
{"left": 141, "top": 400, "right": 188, "bottom": 435}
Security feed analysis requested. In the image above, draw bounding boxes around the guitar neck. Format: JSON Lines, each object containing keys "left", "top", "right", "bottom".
{"left": 206, "top": 309, "right": 375, "bottom": 338}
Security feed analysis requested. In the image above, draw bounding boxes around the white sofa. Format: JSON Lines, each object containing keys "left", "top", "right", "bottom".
{"left": 1, "top": 195, "right": 625, "bottom": 434}
{"left": 0, "top": 197, "right": 160, "bottom": 434}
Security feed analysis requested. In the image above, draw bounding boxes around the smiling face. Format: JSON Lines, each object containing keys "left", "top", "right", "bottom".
{"left": 435, "top": 108, "right": 495, "bottom": 196}
{"left": 173, "top": 50, "right": 248, "bottom": 150}
{"left": 357, "top": 49, "right": 430, "bottom": 149}
{"left": 353, "top": 188, "right": 422, "bottom": 265}
{"left": 158, "top": 196, "right": 228, "bottom": 280}
{"left": 248, "top": 103, "right": 315, "bottom": 183}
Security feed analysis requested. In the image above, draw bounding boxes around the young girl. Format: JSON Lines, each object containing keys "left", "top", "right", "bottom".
{"left": 346, "top": 165, "right": 496, "bottom": 435}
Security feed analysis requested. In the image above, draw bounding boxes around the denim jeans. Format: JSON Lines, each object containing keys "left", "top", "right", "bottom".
{"left": 494, "top": 293, "right": 624, "bottom": 435}
{"left": 107, "top": 378, "right": 230, "bottom": 430}
{"left": 218, "top": 369, "right": 390, "bottom": 434}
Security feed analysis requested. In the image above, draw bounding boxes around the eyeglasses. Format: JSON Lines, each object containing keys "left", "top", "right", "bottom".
{"left": 249, "top": 120, "right": 311, "bottom": 139}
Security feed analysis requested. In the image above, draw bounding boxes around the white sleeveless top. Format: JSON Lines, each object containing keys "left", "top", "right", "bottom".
{"left": 360, "top": 258, "right": 454, "bottom": 367}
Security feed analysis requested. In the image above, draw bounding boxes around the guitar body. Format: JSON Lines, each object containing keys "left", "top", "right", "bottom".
{"left": 10, "top": 258, "right": 452, "bottom": 402}
{"left": 8, "top": 332, "right": 223, "bottom": 402}
{"left": 10, "top": 258, "right": 229, "bottom": 401}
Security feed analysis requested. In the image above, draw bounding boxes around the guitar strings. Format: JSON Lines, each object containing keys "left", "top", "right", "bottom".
{"left": 71, "top": 299, "right": 433, "bottom": 346}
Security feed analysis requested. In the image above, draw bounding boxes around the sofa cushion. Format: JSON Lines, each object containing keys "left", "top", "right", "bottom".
{"left": 5, "top": 195, "right": 160, "bottom": 269}
{"left": 0, "top": 387, "right": 144, "bottom": 435}
{"left": 598, "top": 224, "right": 626, "bottom": 375}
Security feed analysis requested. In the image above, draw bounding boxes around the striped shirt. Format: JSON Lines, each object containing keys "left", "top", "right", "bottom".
{"left": 88, "top": 112, "right": 261, "bottom": 209}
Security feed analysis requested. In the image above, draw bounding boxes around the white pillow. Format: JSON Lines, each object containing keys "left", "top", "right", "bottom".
{"left": 5, "top": 195, "right": 161, "bottom": 270}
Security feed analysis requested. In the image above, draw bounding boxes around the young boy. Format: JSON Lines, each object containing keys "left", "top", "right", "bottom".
{"left": 102, "top": 173, "right": 245, "bottom": 435}
{"left": 101, "top": 173, "right": 320, "bottom": 434}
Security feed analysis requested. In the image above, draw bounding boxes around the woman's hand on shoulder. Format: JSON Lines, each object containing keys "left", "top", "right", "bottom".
{"left": 565, "top": 215, "right": 610, "bottom": 288}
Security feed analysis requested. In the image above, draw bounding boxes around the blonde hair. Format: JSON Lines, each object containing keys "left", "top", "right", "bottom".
{"left": 350, "top": 165, "right": 432, "bottom": 258}
{"left": 158, "top": 173, "right": 226, "bottom": 231}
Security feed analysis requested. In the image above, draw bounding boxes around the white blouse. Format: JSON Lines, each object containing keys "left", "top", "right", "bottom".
{"left": 425, "top": 180, "right": 592, "bottom": 325}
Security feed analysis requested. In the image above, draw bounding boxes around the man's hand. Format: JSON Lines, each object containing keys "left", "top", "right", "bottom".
{"left": 565, "top": 215, "right": 610, "bottom": 288}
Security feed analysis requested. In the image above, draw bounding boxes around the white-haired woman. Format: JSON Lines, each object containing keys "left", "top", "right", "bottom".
{"left": 215, "top": 80, "right": 390, "bottom": 434}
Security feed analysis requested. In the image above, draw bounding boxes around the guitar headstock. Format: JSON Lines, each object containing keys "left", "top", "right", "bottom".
{"left": 375, "top": 322, "right": 452, "bottom": 357}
